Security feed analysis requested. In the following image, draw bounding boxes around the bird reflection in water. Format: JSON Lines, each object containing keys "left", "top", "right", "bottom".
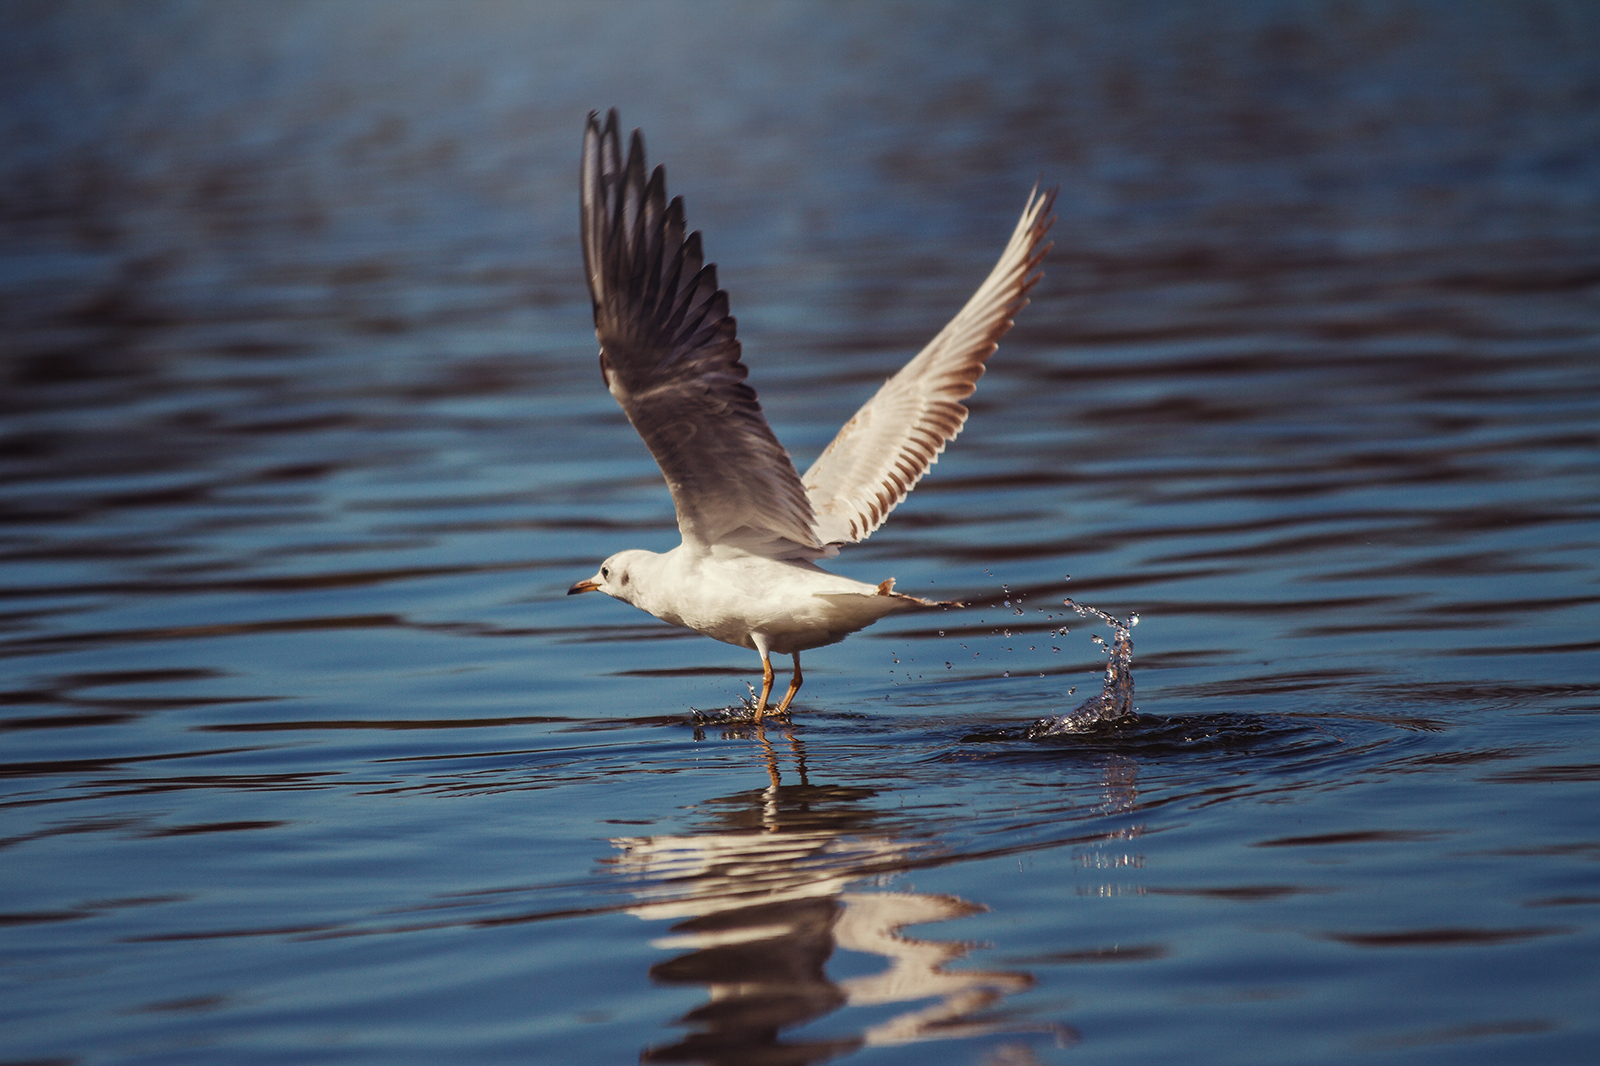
{"left": 602, "top": 728, "right": 1067, "bottom": 1064}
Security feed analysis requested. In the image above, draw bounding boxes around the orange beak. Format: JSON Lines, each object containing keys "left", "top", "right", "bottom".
{"left": 567, "top": 578, "right": 602, "bottom": 595}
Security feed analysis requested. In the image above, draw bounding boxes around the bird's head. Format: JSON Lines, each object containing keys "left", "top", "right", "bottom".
{"left": 567, "top": 550, "right": 650, "bottom": 605}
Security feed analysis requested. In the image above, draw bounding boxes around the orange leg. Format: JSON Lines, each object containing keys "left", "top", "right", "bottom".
{"left": 753, "top": 650, "right": 775, "bottom": 720}
{"left": 774, "top": 653, "right": 803, "bottom": 716}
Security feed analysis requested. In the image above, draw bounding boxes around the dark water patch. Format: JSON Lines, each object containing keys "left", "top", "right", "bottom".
{"left": 197, "top": 560, "right": 537, "bottom": 593}
{"left": 1150, "top": 521, "right": 1481, "bottom": 563}
{"left": 1387, "top": 747, "right": 1541, "bottom": 770}
{"left": 1147, "top": 884, "right": 1334, "bottom": 901}
{"left": 958, "top": 711, "right": 1319, "bottom": 761}
{"left": 1525, "top": 896, "right": 1600, "bottom": 908}
{"left": 0, "top": 910, "right": 92, "bottom": 926}
{"left": 1322, "top": 925, "right": 1573, "bottom": 948}
{"left": 617, "top": 665, "right": 756, "bottom": 678}
{"left": 1439, "top": 639, "right": 1600, "bottom": 658}
{"left": 1272, "top": 709, "right": 1446, "bottom": 733}
{"left": 1359, "top": 1017, "right": 1560, "bottom": 1051}
{"left": 1253, "top": 829, "right": 1446, "bottom": 848}
{"left": 2, "top": 712, "right": 152, "bottom": 731}
{"left": 1319, "top": 550, "right": 1585, "bottom": 582}
{"left": 375, "top": 514, "right": 675, "bottom": 535}
{"left": 71, "top": 770, "right": 344, "bottom": 799}
{"left": 1114, "top": 596, "right": 1406, "bottom": 618}
{"left": 121, "top": 923, "right": 340, "bottom": 943}
{"left": 578, "top": 712, "right": 747, "bottom": 734}
{"left": 1011, "top": 943, "right": 1168, "bottom": 964}
{"left": 1292, "top": 619, "right": 1502, "bottom": 637}
{"left": 251, "top": 460, "right": 340, "bottom": 482}
{"left": 1421, "top": 593, "right": 1600, "bottom": 617}
{"left": 0, "top": 613, "right": 405, "bottom": 657}
{"left": 0, "top": 671, "right": 276, "bottom": 727}
{"left": 1462, "top": 842, "right": 1600, "bottom": 861}
{"left": 0, "top": 536, "right": 218, "bottom": 567}
{"left": 0, "top": 747, "right": 268, "bottom": 782}
{"left": 0, "top": 817, "right": 141, "bottom": 849}
{"left": 1374, "top": 680, "right": 1598, "bottom": 714}
{"left": 198, "top": 714, "right": 578, "bottom": 733}
{"left": 138, "top": 819, "right": 285, "bottom": 837}
{"left": 1164, "top": 668, "right": 1382, "bottom": 697}
{"left": 1480, "top": 763, "right": 1600, "bottom": 784}
{"left": 43, "top": 667, "right": 229, "bottom": 687}
{"left": 567, "top": 624, "right": 707, "bottom": 646}
{"left": 127, "top": 995, "right": 231, "bottom": 1014}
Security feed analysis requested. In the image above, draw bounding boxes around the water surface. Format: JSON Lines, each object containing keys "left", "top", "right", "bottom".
{"left": 3, "top": 3, "right": 1599, "bottom": 1063}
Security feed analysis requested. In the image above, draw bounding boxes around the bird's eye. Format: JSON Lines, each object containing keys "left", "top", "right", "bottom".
{"left": 601, "top": 567, "right": 610, "bottom": 579}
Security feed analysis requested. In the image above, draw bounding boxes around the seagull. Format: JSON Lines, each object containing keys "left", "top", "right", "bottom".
{"left": 567, "top": 109, "right": 1055, "bottom": 719}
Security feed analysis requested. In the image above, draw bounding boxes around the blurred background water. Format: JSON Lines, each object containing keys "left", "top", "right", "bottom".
{"left": 2, "top": 2, "right": 1598, "bottom": 1063}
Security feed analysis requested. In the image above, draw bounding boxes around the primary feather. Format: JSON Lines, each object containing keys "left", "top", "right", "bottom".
{"left": 581, "top": 110, "right": 820, "bottom": 557}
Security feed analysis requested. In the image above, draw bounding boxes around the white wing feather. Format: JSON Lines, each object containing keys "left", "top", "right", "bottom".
{"left": 801, "top": 187, "right": 1057, "bottom": 544}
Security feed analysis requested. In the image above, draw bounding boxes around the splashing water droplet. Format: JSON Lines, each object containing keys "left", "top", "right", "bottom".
{"left": 1023, "top": 598, "right": 1139, "bottom": 737}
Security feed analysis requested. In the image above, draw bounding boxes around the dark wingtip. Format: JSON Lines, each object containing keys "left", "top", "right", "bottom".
{"left": 586, "top": 108, "right": 617, "bottom": 139}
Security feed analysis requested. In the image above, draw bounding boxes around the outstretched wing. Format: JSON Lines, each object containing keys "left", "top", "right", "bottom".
{"left": 581, "top": 109, "right": 820, "bottom": 555}
{"left": 801, "top": 187, "right": 1056, "bottom": 545}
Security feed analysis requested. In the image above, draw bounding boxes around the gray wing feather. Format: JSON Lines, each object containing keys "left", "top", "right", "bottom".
{"left": 802, "top": 187, "right": 1057, "bottom": 544}
{"left": 581, "top": 110, "right": 820, "bottom": 555}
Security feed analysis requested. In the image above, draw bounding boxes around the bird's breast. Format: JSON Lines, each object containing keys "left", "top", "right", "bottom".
{"left": 635, "top": 554, "right": 903, "bottom": 653}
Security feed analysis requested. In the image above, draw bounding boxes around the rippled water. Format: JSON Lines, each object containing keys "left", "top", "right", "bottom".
{"left": 4, "top": 3, "right": 1599, "bottom": 1063}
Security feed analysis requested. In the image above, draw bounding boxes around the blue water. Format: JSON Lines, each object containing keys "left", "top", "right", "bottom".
{"left": 3, "top": 3, "right": 1599, "bottom": 1063}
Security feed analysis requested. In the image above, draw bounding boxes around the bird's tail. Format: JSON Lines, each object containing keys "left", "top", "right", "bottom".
{"left": 876, "top": 577, "right": 964, "bottom": 609}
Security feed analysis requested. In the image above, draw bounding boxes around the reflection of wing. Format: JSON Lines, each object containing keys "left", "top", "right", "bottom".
{"left": 835, "top": 892, "right": 1034, "bottom": 1047}
{"left": 610, "top": 828, "right": 1041, "bottom": 1050}
{"left": 581, "top": 109, "right": 819, "bottom": 555}
{"left": 609, "top": 830, "right": 918, "bottom": 921}
{"left": 802, "top": 187, "right": 1057, "bottom": 545}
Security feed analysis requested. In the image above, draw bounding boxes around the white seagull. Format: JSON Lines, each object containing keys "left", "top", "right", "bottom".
{"left": 568, "top": 110, "right": 1055, "bottom": 719}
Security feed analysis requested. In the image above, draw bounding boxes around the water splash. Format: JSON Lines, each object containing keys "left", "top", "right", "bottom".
{"left": 1026, "top": 600, "right": 1138, "bottom": 737}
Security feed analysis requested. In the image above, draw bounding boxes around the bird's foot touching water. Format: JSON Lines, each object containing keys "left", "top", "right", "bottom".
{"left": 690, "top": 701, "right": 792, "bottom": 729}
